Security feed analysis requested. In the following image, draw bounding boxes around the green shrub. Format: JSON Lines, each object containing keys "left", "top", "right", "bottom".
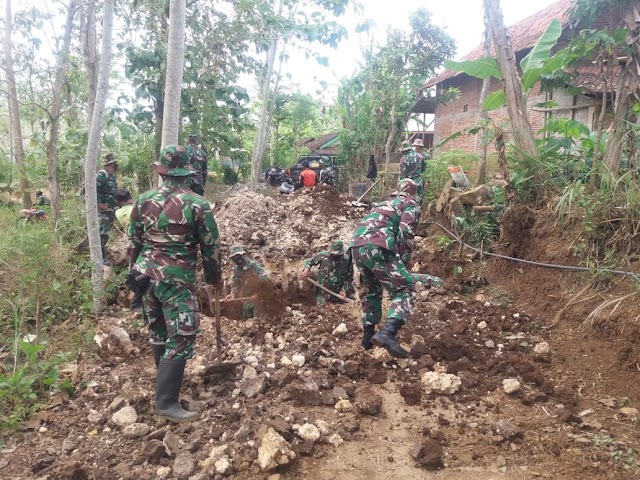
{"left": 424, "top": 150, "right": 478, "bottom": 203}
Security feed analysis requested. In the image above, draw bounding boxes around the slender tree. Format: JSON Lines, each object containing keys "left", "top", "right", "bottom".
{"left": 47, "top": 0, "right": 79, "bottom": 219}
{"left": 476, "top": 12, "right": 492, "bottom": 186}
{"left": 84, "top": 0, "right": 114, "bottom": 310}
{"left": 3, "top": 0, "right": 31, "bottom": 208}
{"left": 483, "top": 0, "right": 538, "bottom": 160}
{"left": 160, "top": 0, "right": 186, "bottom": 148}
{"left": 80, "top": 1, "right": 98, "bottom": 128}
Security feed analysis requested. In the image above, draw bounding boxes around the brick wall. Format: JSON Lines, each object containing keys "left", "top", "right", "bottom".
{"left": 434, "top": 75, "right": 549, "bottom": 154}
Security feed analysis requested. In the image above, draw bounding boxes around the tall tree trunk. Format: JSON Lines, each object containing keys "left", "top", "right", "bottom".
{"left": 84, "top": 0, "right": 114, "bottom": 310}
{"left": 251, "top": 38, "right": 278, "bottom": 189}
{"left": 4, "top": 0, "right": 31, "bottom": 208}
{"left": 47, "top": 0, "right": 78, "bottom": 220}
{"left": 477, "top": 15, "right": 492, "bottom": 186}
{"left": 80, "top": 1, "right": 98, "bottom": 129}
{"left": 484, "top": 0, "right": 538, "bottom": 160}
{"left": 265, "top": 55, "right": 284, "bottom": 166}
{"left": 383, "top": 102, "right": 398, "bottom": 196}
{"left": 603, "top": 70, "right": 630, "bottom": 173}
{"left": 161, "top": 0, "right": 186, "bottom": 148}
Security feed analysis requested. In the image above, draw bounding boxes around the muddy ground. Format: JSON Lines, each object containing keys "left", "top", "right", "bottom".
{"left": 2, "top": 188, "right": 640, "bottom": 479}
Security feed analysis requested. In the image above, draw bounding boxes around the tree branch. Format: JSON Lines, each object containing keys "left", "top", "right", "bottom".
{"left": 0, "top": 88, "right": 53, "bottom": 120}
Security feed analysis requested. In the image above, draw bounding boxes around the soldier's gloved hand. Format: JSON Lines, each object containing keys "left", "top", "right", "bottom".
{"left": 299, "top": 269, "right": 309, "bottom": 281}
{"left": 338, "top": 291, "right": 346, "bottom": 300}
{"left": 224, "top": 293, "right": 235, "bottom": 302}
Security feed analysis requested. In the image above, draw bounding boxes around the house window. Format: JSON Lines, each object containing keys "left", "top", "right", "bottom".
{"left": 463, "top": 104, "right": 468, "bottom": 112}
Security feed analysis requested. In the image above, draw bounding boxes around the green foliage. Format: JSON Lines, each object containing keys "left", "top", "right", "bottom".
{"left": 454, "top": 210, "right": 501, "bottom": 247}
{"left": 0, "top": 337, "right": 72, "bottom": 433}
{"left": 423, "top": 150, "right": 478, "bottom": 203}
{"left": 222, "top": 165, "right": 239, "bottom": 185}
{"left": 337, "top": 7, "right": 455, "bottom": 178}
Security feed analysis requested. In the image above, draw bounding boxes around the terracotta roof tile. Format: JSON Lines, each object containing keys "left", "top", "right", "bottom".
{"left": 425, "top": 0, "right": 574, "bottom": 88}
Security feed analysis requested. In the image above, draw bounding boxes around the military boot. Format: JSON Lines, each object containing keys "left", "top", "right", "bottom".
{"left": 155, "top": 358, "right": 199, "bottom": 423}
{"left": 151, "top": 344, "right": 165, "bottom": 368}
{"left": 371, "top": 318, "right": 409, "bottom": 358}
{"left": 361, "top": 324, "right": 375, "bottom": 350}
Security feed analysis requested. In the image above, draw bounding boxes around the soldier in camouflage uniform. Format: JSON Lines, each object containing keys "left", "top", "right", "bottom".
{"left": 185, "top": 135, "right": 208, "bottom": 196}
{"left": 350, "top": 178, "right": 420, "bottom": 358}
{"left": 97, "top": 153, "right": 119, "bottom": 263}
{"left": 299, "top": 240, "right": 354, "bottom": 305}
{"left": 319, "top": 159, "right": 338, "bottom": 188}
{"left": 128, "top": 144, "right": 222, "bottom": 423}
{"left": 225, "top": 245, "right": 269, "bottom": 319}
{"left": 399, "top": 140, "right": 425, "bottom": 198}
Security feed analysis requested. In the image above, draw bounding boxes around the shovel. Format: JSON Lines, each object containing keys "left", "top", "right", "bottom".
{"left": 204, "top": 287, "right": 243, "bottom": 375}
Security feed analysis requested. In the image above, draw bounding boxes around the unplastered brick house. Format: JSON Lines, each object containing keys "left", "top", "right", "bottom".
{"left": 424, "top": 0, "right": 625, "bottom": 154}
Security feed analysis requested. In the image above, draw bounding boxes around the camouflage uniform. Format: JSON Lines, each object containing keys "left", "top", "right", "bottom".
{"left": 319, "top": 166, "right": 338, "bottom": 188}
{"left": 399, "top": 141, "right": 425, "bottom": 197}
{"left": 229, "top": 245, "right": 269, "bottom": 319}
{"left": 303, "top": 240, "right": 354, "bottom": 305}
{"left": 186, "top": 139, "right": 208, "bottom": 196}
{"left": 350, "top": 178, "right": 420, "bottom": 357}
{"left": 128, "top": 145, "right": 221, "bottom": 361}
{"left": 97, "top": 166, "right": 118, "bottom": 237}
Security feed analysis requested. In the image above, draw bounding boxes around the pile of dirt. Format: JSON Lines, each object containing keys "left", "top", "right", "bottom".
{"left": 215, "top": 185, "right": 366, "bottom": 262}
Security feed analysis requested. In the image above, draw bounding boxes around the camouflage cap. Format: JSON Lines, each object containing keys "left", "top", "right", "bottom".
{"left": 412, "top": 138, "right": 424, "bottom": 147}
{"left": 392, "top": 178, "right": 418, "bottom": 197}
{"left": 399, "top": 140, "right": 412, "bottom": 152}
{"left": 229, "top": 245, "right": 246, "bottom": 257}
{"left": 154, "top": 145, "right": 193, "bottom": 177}
{"left": 329, "top": 240, "right": 346, "bottom": 255}
{"left": 103, "top": 153, "right": 118, "bottom": 166}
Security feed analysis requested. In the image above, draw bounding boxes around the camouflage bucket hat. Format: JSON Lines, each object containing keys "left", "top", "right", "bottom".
{"left": 329, "top": 240, "right": 346, "bottom": 255}
{"left": 155, "top": 145, "right": 193, "bottom": 177}
{"left": 393, "top": 178, "right": 418, "bottom": 197}
{"left": 412, "top": 138, "right": 424, "bottom": 147}
{"left": 399, "top": 140, "right": 412, "bottom": 152}
{"left": 229, "top": 245, "right": 246, "bottom": 257}
{"left": 103, "top": 153, "right": 118, "bottom": 166}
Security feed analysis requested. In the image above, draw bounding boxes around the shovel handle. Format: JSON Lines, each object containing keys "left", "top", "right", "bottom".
{"left": 214, "top": 288, "right": 222, "bottom": 365}
{"left": 305, "top": 278, "right": 354, "bottom": 303}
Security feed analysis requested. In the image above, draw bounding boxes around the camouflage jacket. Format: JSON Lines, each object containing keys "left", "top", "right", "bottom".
{"left": 128, "top": 178, "right": 221, "bottom": 286}
{"left": 350, "top": 193, "right": 419, "bottom": 264}
{"left": 303, "top": 250, "right": 353, "bottom": 293}
{"left": 399, "top": 151, "right": 424, "bottom": 184}
{"left": 231, "top": 258, "right": 269, "bottom": 295}
{"left": 186, "top": 145, "right": 208, "bottom": 192}
{"left": 319, "top": 167, "right": 337, "bottom": 187}
{"left": 96, "top": 170, "right": 118, "bottom": 210}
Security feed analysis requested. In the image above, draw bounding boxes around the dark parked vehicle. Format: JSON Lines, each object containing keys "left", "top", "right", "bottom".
{"left": 289, "top": 155, "right": 339, "bottom": 187}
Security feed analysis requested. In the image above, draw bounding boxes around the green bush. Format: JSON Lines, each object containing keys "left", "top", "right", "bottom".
{"left": 222, "top": 165, "right": 239, "bottom": 185}
{"left": 424, "top": 150, "right": 478, "bottom": 203}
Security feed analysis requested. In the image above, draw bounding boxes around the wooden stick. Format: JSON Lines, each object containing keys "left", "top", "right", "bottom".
{"left": 356, "top": 178, "right": 381, "bottom": 203}
{"left": 221, "top": 296, "right": 253, "bottom": 303}
{"left": 306, "top": 277, "right": 354, "bottom": 303}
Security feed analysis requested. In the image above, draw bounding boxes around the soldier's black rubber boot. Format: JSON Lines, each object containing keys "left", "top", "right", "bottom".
{"left": 372, "top": 318, "right": 410, "bottom": 358}
{"left": 151, "top": 344, "right": 165, "bottom": 368}
{"left": 362, "top": 324, "right": 375, "bottom": 350}
{"left": 155, "top": 358, "right": 199, "bottom": 423}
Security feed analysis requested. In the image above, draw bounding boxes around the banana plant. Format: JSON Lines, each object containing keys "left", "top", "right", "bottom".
{"left": 444, "top": 19, "right": 563, "bottom": 111}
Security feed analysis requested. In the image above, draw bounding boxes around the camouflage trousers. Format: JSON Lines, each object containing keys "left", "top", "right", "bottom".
{"left": 142, "top": 279, "right": 200, "bottom": 360}
{"left": 351, "top": 245, "right": 416, "bottom": 327}
{"left": 98, "top": 209, "right": 115, "bottom": 236}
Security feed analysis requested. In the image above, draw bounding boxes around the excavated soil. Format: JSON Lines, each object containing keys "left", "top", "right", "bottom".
{"left": 2, "top": 189, "right": 640, "bottom": 479}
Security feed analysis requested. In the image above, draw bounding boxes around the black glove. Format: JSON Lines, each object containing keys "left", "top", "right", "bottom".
{"left": 126, "top": 270, "right": 150, "bottom": 294}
